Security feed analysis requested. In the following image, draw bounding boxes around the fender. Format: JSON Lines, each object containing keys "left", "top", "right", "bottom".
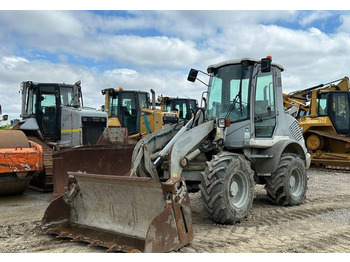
{"left": 253, "top": 139, "right": 308, "bottom": 174}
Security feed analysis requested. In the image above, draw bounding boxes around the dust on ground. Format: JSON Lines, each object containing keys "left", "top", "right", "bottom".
{"left": 1, "top": 168, "right": 350, "bottom": 253}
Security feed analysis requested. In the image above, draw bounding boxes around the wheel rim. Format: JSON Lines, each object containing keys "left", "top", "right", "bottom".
{"left": 290, "top": 168, "right": 303, "bottom": 197}
{"left": 229, "top": 172, "right": 249, "bottom": 208}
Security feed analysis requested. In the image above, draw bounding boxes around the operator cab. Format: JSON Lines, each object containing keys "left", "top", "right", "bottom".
{"left": 206, "top": 57, "right": 283, "bottom": 139}
{"left": 20, "top": 81, "right": 82, "bottom": 141}
{"left": 316, "top": 91, "right": 350, "bottom": 134}
{"left": 163, "top": 98, "right": 198, "bottom": 120}
{"left": 188, "top": 57, "right": 285, "bottom": 149}
{"left": 102, "top": 88, "right": 151, "bottom": 135}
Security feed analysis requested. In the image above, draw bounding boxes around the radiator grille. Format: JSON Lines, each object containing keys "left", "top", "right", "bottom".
{"left": 82, "top": 117, "right": 107, "bottom": 145}
{"left": 289, "top": 120, "right": 303, "bottom": 142}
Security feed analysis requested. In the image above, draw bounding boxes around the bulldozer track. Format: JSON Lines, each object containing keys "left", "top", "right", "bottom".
{"left": 26, "top": 136, "right": 53, "bottom": 191}
{"left": 305, "top": 130, "right": 350, "bottom": 170}
{"left": 307, "top": 129, "right": 350, "bottom": 144}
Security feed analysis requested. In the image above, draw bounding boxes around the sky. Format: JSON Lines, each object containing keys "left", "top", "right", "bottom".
{"left": 1, "top": 3, "right": 350, "bottom": 122}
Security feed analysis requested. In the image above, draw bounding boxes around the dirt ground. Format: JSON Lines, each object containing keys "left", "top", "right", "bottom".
{"left": 1, "top": 168, "right": 350, "bottom": 253}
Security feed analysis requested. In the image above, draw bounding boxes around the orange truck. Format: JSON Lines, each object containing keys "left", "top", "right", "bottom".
{"left": 0, "top": 106, "right": 43, "bottom": 195}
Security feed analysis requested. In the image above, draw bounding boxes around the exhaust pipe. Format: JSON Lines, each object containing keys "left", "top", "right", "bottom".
{"left": 150, "top": 89, "right": 156, "bottom": 110}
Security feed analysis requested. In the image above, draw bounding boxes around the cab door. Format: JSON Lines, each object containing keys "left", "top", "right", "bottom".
{"left": 254, "top": 68, "right": 276, "bottom": 138}
{"left": 328, "top": 92, "right": 350, "bottom": 134}
{"left": 36, "top": 84, "right": 60, "bottom": 139}
{"left": 119, "top": 92, "right": 138, "bottom": 135}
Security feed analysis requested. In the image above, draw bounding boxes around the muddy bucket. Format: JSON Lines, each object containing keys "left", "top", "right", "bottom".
{"left": 42, "top": 172, "right": 193, "bottom": 253}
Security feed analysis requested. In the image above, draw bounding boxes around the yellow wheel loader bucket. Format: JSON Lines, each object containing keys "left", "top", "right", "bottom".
{"left": 42, "top": 172, "right": 193, "bottom": 253}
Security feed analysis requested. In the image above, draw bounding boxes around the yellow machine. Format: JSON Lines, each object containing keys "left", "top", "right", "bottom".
{"left": 102, "top": 88, "right": 178, "bottom": 138}
{"left": 284, "top": 77, "right": 350, "bottom": 169}
{"left": 282, "top": 93, "right": 309, "bottom": 119}
{"left": 159, "top": 96, "right": 198, "bottom": 121}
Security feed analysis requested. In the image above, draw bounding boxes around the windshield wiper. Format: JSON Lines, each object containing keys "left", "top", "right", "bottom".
{"left": 225, "top": 91, "right": 241, "bottom": 119}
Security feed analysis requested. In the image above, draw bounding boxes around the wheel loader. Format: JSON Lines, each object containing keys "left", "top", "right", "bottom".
{"left": 160, "top": 96, "right": 198, "bottom": 121}
{"left": 284, "top": 77, "right": 350, "bottom": 169}
{"left": 102, "top": 87, "right": 178, "bottom": 138}
{"left": 0, "top": 105, "right": 43, "bottom": 195}
{"left": 41, "top": 57, "right": 310, "bottom": 252}
{"left": 11, "top": 81, "right": 108, "bottom": 191}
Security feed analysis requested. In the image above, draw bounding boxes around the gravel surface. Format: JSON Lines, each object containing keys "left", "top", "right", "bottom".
{"left": 0, "top": 167, "right": 350, "bottom": 253}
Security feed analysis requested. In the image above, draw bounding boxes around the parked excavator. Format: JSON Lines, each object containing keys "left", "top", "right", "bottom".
{"left": 102, "top": 88, "right": 178, "bottom": 139}
{"left": 0, "top": 105, "right": 43, "bottom": 195}
{"left": 284, "top": 76, "right": 350, "bottom": 169}
{"left": 159, "top": 96, "right": 198, "bottom": 121}
{"left": 11, "top": 81, "right": 108, "bottom": 191}
{"left": 41, "top": 57, "right": 310, "bottom": 253}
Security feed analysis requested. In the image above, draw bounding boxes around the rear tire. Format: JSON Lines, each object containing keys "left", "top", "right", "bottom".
{"left": 265, "top": 153, "right": 307, "bottom": 206}
{"left": 199, "top": 153, "right": 255, "bottom": 224}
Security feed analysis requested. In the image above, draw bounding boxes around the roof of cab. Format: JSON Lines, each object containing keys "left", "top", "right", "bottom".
{"left": 207, "top": 58, "right": 284, "bottom": 72}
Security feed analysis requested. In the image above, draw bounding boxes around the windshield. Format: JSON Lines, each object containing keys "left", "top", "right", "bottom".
{"left": 138, "top": 93, "right": 149, "bottom": 109}
{"left": 165, "top": 99, "right": 189, "bottom": 119}
{"left": 60, "top": 87, "right": 76, "bottom": 106}
{"left": 207, "top": 64, "right": 252, "bottom": 121}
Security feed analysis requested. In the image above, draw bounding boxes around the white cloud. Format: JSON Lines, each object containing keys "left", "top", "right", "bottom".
{"left": 0, "top": 56, "right": 204, "bottom": 122}
{"left": 2, "top": 10, "right": 350, "bottom": 123}
{"left": 0, "top": 56, "right": 30, "bottom": 69}
{"left": 298, "top": 11, "right": 333, "bottom": 27}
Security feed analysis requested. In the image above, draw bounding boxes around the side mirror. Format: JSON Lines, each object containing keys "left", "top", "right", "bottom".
{"left": 187, "top": 69, "right": 198, "bottom": 82}
{"left": 2, "top": 115, "right": 8, "bottom": 121}
{"left": 261, "top": 57, "right": 271, "bottom": 73}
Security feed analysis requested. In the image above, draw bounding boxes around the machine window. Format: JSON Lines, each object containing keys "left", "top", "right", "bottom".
{"left": 254, "top": 70, "right": 276, "bottom": 137}
{"left": 207, "top": 64, "right": 252, "bottom": 122}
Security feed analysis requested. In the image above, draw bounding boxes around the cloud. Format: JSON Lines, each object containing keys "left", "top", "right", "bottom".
{"left": 1, "top": 10, "right": 350, "bottom": 124}
{"left": 298, "top": 11, "right": 334, "bottom": 27}
{"left": 0, "top": 55, "right": 203, "bottom": 122}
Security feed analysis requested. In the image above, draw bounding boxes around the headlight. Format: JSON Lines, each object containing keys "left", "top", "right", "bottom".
{"left": 217, "top": 118, "right": 230, "bottom": 128}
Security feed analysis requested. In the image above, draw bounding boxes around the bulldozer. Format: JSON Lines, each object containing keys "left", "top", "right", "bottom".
{"left": 41, "top": 57, "right": 310, "bottom": 252}
{"left": 11, "top": 81, "right": 108, "bottom": 191}
{"left": 0, "top": 105, "right": 43, "bottom": 195}
{"left": 102, "top": 88, "right": 178, "bottom": 138}
{"left": 284, "top": 77, "right": 350, "bottom": 169}
{"left": 159, "top": 96, "right": 198, "bottom": 121}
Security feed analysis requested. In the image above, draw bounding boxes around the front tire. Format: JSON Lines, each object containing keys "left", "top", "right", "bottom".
{"left": 199, "top": 153, "right": 255, "bottom": 224}
{"left": 265, "top": 153, "right": 307, "bottom": 206}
